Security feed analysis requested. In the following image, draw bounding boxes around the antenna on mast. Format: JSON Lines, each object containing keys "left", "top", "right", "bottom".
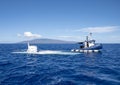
{"left": 89, "top": 33, "right": 92, "bottom": 40}
{"left": 90, "top": 33, "right": 92, "bottom": 36}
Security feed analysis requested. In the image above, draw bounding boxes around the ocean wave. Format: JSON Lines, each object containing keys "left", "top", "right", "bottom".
{"left": 0, "top": 60, "right": 12, "bottom": 66}
{"left": 12, "top": 50, "right": 80, "bottom": 55}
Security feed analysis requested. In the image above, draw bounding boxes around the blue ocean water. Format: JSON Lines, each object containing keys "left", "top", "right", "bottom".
{"left": 0, "top": 44, "right": 120, "bottom": 85}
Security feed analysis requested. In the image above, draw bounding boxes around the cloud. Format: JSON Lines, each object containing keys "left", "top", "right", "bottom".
{"left": 76, "top": 26, "right": 119, "bottom": 33}
{"left": 24, "top": 32, "right": 41, "bottom": 38}
{"left": 17, "top": 32, "right": 42, "bottom": 38}
{"left": 17, "top": 33, "right": 22, "bottom": 37}
{"left": 58, "top": 36, "right": 73, "bottom": 38}
{"left": 58, "top": 35, "right": 82, "bottom": 40}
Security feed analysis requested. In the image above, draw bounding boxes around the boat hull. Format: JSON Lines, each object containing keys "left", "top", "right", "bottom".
{"left": 71, "top": 49, "right": 101, "bottom": 53}
{"left": 71, "top": 44, "right": 102, "bottom": 53}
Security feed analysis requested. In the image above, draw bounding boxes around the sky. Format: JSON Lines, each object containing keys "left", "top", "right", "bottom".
{"left": 0, "top": 0, "right": 120, "bottom": 43}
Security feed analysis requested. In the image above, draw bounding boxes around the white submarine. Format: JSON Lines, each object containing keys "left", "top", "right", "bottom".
{"left": 27, "top": 42, "right": 38, "bottom": 53}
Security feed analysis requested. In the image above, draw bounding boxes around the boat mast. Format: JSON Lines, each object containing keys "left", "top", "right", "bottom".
{"left": 86, "top": 36, "right": 89, "bottom": 42}
{"left": 85, "top": 36, "right": 89, "bottom": 47}
{"left": 27, "top": 42, "right": 30, "bottom": 48}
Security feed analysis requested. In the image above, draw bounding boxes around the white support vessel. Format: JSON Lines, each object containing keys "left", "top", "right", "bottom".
{"left": 71, "top": 33, "right": 102, "bottom": 53}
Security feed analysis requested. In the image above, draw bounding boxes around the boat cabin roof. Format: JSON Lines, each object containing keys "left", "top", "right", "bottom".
{"left": 85, "top": 40, "right": 95, "bottom": 43}
{"left": 78, "top": 40, "right": 95, "bottom": 44}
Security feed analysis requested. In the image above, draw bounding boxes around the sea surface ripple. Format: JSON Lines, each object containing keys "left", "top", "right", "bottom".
{"left": 0, "top": 44, "right": 120, "bottom": 85}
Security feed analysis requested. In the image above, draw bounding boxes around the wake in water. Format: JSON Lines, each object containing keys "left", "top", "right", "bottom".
{"left": 12, "top": 43, "right": 79, "bottom": 55}
{"left": 12, "top": 50, "right": 79, "bottom": 55}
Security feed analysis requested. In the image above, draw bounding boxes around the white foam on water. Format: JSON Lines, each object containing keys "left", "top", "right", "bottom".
{"left": 12, "top": 50, "right": 79, "bottom": 55}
